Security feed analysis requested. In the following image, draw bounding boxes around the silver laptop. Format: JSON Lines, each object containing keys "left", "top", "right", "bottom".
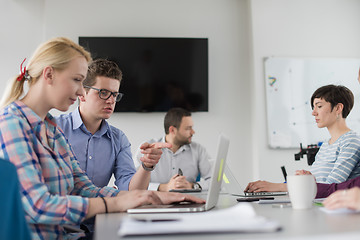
{"left": 127, "top": 134, "right": 230, "bottom": 213}
{"left": 222, "top": 164, "right": 287, "bottom": 197}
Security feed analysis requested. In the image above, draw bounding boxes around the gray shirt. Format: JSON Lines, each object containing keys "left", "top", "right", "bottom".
{"left": 134, "top": 137, "right": 212, "bottom": 190}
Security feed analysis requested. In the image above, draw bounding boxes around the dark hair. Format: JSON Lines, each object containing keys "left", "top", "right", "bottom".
{"left": 311, "top": 84, "right": 354, "bottom": 118}
{"left": 164, "top": 108, "right": 191, "bottom": 134}
{"left": 83, "top": 59, "right": 123, "bottom": 89}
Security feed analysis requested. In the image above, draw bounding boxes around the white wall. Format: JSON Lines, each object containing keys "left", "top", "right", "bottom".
{"left": 2, "top": 0, "right": 359, "bottom": 187}
{"left": 0, "top": 0, "right": 45, "bottom": 89}
{"left": 1, "top": 0, "right": 253, "bottom": 185}
{"left": 250, "top": 0, "right": 360, "bottom": 182}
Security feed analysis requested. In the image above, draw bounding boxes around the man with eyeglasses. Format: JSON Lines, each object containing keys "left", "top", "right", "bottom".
{"left": 56, "top": 59, "right": 170, "bottom": 191}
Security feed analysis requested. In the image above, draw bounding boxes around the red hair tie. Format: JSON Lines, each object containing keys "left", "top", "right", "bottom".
{"left": 16, "top": 58, "right": 27, "bottom": 81}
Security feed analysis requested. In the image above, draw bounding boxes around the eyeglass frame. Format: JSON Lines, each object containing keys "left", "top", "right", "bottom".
{"left": 83, "top": 85, "right": 124, "bottom": 102}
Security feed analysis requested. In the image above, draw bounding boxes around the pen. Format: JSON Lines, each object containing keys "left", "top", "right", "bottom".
{"left": 178, "top": 168, "right": 183, "bottom": 176}
{"left": 314, "top": 202, "right": 323, "bottom": 207}
{"left": 281, "top": 166, "right": 287, "bottom": 182}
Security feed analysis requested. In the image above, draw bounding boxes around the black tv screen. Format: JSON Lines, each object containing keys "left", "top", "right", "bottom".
{"left": 79, "top": 37, "right": 208, "bottom": 112}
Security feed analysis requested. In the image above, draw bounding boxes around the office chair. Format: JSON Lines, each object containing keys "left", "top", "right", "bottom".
{"left": 0, "top": 159, "right": 31, "bottom": 240}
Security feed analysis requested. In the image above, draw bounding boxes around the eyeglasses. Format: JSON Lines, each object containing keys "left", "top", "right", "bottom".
{"left": 84, "top": 85, "right": 124, "bottom": 102}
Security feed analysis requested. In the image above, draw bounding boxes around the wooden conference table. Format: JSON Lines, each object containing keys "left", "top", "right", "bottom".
{"left": 95, "top": 193, "right": 360, "bottom": 240}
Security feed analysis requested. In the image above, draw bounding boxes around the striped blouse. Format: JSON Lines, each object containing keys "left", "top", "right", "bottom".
{"left": 310, "top": 130, "right": 360, "bottom": 184}
{"left": 0, "top": 101, "right": 119, "bottom": 239}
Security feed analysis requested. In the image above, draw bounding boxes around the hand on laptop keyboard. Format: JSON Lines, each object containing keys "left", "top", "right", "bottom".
{"left": 244, "top": 180, "right": 287, "bottom": 193}
{"left": 157, "top": 191, "right": 206, "bottom": 205}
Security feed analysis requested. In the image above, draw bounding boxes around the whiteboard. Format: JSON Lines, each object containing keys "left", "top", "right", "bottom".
{"left": 264, "top": 57, "right": 360, "bottom": 148}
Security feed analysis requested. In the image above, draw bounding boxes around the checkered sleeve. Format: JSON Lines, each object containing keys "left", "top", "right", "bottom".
{"left": 0, "top": 114, "right": 88, "bottom": 225}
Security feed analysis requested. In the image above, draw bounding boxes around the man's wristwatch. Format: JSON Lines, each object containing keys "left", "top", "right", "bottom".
{"left": 193, "top": 182, "right": 202, "bottom": 190}
{"left": 141, "top": 162, "right": 155, "bottom": 171}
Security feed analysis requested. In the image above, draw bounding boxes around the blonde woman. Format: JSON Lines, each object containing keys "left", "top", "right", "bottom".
{"left": 0, "top": 37, "right": 204, "bottom": 239}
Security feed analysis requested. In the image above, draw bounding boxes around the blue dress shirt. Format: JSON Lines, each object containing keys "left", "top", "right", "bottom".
{"left": 56, "top": 107, "right": 136, "bottom": 190}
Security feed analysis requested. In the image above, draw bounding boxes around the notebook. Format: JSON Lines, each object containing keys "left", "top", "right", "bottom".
{"left": 222, "top": 164, "right": 287, "bottom": 197}
{"left": 127, "top": 134, "right": 230, "bottom": 213}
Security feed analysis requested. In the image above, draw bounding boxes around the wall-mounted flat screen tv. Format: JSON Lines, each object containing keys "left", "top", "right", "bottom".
{"left": 79, "top": 37, "right": 208, "bottom": 112}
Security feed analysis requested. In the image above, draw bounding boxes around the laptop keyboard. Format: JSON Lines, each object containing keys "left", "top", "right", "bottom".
{"left": 135, "top": 202, "right": 205, "bottom": 209}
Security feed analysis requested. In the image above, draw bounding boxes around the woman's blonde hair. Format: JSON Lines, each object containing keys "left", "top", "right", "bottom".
{"left": 0, "top": 37, "right": 92, "bottom": 107}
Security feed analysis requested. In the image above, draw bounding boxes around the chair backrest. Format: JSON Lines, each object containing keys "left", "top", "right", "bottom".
{"left": 0, "top": 159, "right": 31, "bottom": 240}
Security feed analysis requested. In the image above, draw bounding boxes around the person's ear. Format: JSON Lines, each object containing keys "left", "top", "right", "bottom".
{"left": 336, "top": 103, "right": 344, "bottom": 116}
{"left": 169, "top": 126, "right": 177, "bottom": 134}
{"left": 43, "top": 66, "right": 55, "bottom": 84}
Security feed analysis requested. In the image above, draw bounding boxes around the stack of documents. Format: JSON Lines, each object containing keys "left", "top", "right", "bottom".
{"left": 118, "top": 203, "right": 281, "bottom": 236}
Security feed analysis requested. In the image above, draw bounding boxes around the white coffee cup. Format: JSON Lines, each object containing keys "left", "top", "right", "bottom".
{"left": 287, "top": 175, "right": 317, "bottom": 210}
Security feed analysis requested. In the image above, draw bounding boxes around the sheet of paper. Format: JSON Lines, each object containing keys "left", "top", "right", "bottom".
{"left": 319, "top": 207, "right": 360, "bottom": 214}
{"left": 118, "top": 203, "right": 281, "bottom": 236}
{"left": 259, "top": 197, "right": 325, "bottom": 205}
{"left": 252, "top": 231, "right": 360, "bottom": 240}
